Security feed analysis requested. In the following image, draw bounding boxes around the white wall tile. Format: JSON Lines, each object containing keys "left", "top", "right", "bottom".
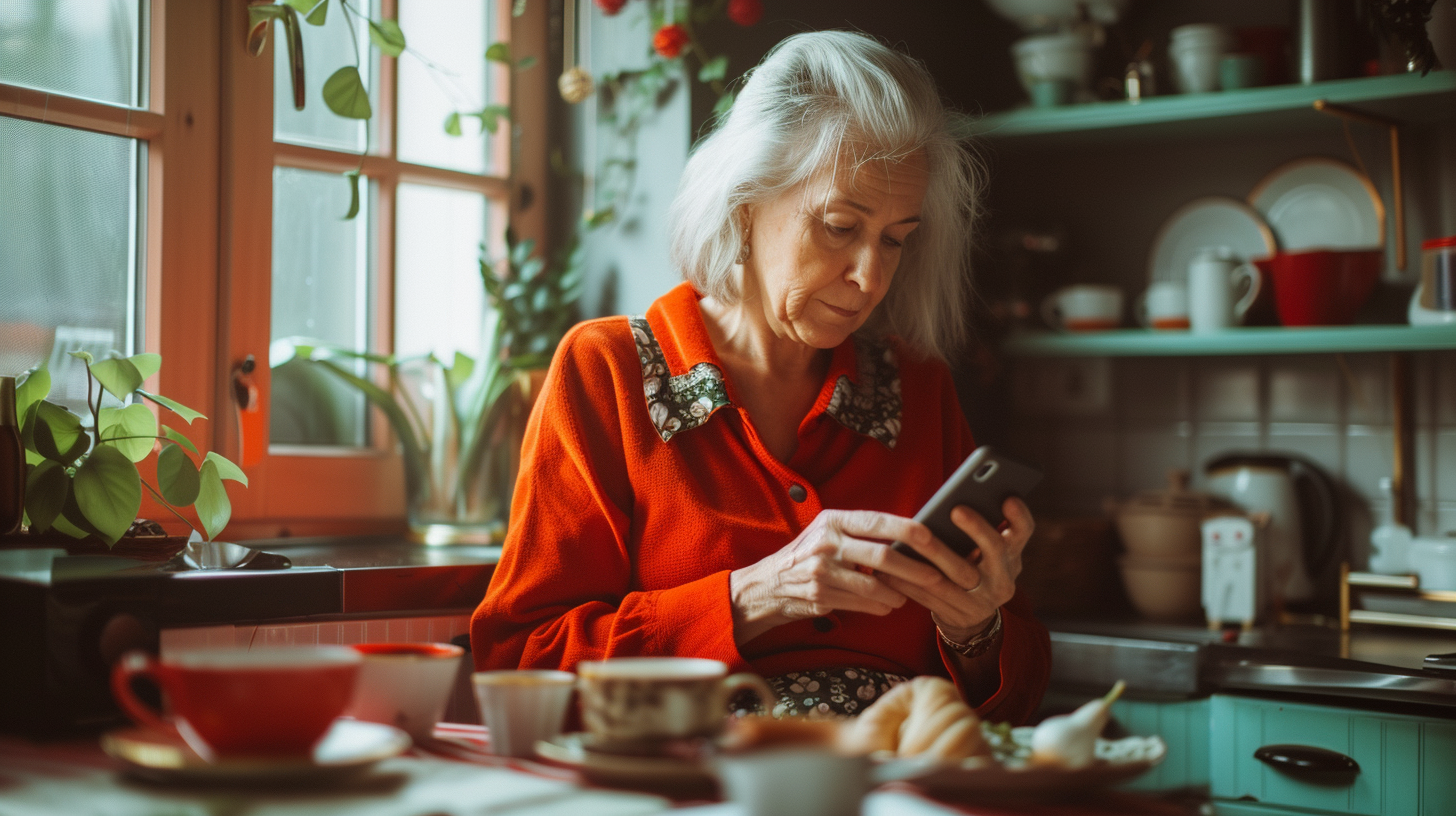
{"left": 1049, "top": 424, "right": 1119, "bottom": 512}
{"left": 1435, "top": 352, "right": 1456, "bottom": 426}
{"left": 1341, "top": 353, "right": 1392, "bottom": 425}
{"left": 1116, "top": 359, "right": 1191, "bottom": 422}
{"left": 1193, "top": 361, "right": 1261, "bottom": 422}
{"left": 1268, "top": 356, "right": 1341, "bottom": 424}
{"left": 1344, "top": 427, "right": 1397, "bottom": 505}
{"left": 1437, "top": 503, "right": 1456, "bottom": 536}
{"left": 1118, "top": 425, "right": 1192, "bottom": 496}
{"left": 365, "top": 620, "right": 388, "bottom": 643}
{"left": 1438, "top": 430, "right": 1456, "bottom": 503}
{"left": 1191, "top": 423, "right": 1262, "bottom": 487}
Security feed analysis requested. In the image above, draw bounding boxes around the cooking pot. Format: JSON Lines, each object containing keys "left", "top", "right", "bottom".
{"left": 1204, "top": 452, "right": 1338, "bottom": 605}
{"left": 1109, "top": 470, "right": 1234, "bottom": 563}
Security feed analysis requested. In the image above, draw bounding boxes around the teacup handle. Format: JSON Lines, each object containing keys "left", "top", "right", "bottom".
{"left": 722, "top": 672, "right": 778, "bottom": 714}
{"left": 110, "top": 650, "right": 175, "bottom": 735}
{"left": 1232, "top": 262, "right": 1262, "bottom": 320}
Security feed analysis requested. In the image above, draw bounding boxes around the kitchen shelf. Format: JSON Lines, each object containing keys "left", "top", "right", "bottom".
{"left": 1003, "top": 324, "right": 1456, "bottom": 357}
{"left": 970, "top": 71, "right": 1456, "bottom": 145}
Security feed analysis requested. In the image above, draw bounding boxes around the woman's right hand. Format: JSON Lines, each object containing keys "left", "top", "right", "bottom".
{"left": 728, "top": 509, "right": 947, "bottom": 644}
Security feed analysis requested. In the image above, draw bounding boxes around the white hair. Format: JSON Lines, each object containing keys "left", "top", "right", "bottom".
{"left": 667, "top": 30, "right": 981, "bottom": 361}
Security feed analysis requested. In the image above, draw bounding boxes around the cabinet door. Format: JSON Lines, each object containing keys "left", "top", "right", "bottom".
{"left": 1209, "top": 695, "right": 1456, "bottom": 815}
{"left": 1110, "top": 697, "right": 1211, "bottom": 792}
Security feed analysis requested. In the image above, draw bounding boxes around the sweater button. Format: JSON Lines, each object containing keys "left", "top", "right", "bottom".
{"left": 812, "top": 616, "right": 835, "bottom": 632}
{"left": 788, "top": 484, "right": 808, "bottom": 502}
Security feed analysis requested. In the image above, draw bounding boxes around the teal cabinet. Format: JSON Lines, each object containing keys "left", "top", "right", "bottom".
{"left": 1111, "top": 697, "right": 1212, "bottom": 792}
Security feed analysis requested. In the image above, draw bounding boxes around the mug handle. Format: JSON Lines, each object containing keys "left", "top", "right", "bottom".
{"left": 110, "top": 650, "right": 175, "bottom": 735}
{"left": 722, "top": 672, "right": 779, "bottom": 714}
{"left": 1039, "top": 291, "right": 1064, "bottom": 331}
{"left": 1232, "top": 262, "right": 1262, "bottom": 320}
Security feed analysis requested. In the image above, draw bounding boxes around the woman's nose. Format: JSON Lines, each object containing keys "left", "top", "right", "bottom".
{"left": 846, "top": 244, "right": 886, "bottom": 292}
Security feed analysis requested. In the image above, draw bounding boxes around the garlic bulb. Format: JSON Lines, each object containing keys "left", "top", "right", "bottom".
{"left": 1029, "top": 680, "right": 1126, "bottom": 769}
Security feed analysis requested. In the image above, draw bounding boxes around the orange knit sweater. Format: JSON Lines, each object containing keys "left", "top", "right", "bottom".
{"left": 471, "top": 282, "right": 1050, "bottom": 724}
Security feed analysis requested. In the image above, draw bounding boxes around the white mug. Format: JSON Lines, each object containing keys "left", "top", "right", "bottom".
{"left": 1188, "top": 249, "right": 1261, "bottom": 333}
{"left": 1136, "top": 281, "right": 1190, "bottom": 330}
{"left": 1041, "top": 284, "right": 1123, "bottom": 332}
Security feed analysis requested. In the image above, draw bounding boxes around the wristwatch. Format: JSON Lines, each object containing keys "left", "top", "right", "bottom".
{"left": 938, "top": 608, "right": 1003, "bottom": 659}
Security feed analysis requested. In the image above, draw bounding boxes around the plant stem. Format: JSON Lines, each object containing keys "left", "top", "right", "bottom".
{"left": 140, "top": 479, "right": 201, "bottom": 537}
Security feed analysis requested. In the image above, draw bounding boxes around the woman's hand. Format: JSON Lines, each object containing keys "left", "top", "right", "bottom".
{"left": 729, "top": 510, "right": 947, "bottom": 644}
{"left": 878, "top": 497, "right": 1034, "bottom": 643}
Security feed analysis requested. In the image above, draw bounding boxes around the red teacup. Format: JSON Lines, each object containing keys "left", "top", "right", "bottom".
{"left": 111, "top": 647, "right": 361, "bottom": 760}
{"left": 1263, "top": 248, "right": 1382, "bottom": 326}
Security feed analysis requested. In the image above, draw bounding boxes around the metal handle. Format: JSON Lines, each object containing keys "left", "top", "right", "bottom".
{"left": 1254, "top": 744, "right": 1359, "bottom": 784}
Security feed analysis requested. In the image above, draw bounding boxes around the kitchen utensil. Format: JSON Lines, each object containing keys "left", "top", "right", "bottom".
{"left": 1248, "top": 158, "right": 1384, "bottom": 250}
{"left": 346, "top": 642, "right": 464, "bottom": 741}
{"left": 1148, "top": 196, "right": 1276, "bottom": 283}
{"left": 1110, "top": 470, "right": 1234, "bottom": 562}
{"left": 1262, "top": 248, "right": 1382, "bottom": 326}
{"left": 110, "top": 646, "right": 362, "bottom": 761}
{"left": 1136, "top": 281, "right": 1190, "bottom": 329}
{"left": 1189, "top": 247, "right": 1262, "bottom": 332}
{"left": 1202, "top": 514, "right": 1263, "bottom": 628}
{"left": 470, "top": 669, "right": 575, "bottom": 758}
{"left": 1204, "top": 453, "right": 1339, "bottom": 605}
{"left": 1409, "top": 235, "right": 1456, "bottom": 324}
{"left": 1041, "top": 284, "right": 1122, "bottom": 331}
{"left": 575, "top": 658, "right": 775, "bottom": 753}
{"left": 1012, "top": 33, "right": 1094, "bottom": 100}
{"left": 1411, "top": 533, "right": 1456, "bottom": 591}
{"left": 1117, "top": 555, "right": 1203, "bottom": 620}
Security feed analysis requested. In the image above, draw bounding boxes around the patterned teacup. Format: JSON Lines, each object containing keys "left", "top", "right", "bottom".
{"left": 577, "top": 657, "right": 775, "bottom": 753}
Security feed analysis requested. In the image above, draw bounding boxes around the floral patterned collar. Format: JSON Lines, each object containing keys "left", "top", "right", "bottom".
{"left": 630, "top": 287, "right": 903, "bottom": 447}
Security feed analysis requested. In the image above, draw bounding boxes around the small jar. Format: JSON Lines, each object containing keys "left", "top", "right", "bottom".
{"left": 1419, "top": 235, "right": 1456, "bottom": 312}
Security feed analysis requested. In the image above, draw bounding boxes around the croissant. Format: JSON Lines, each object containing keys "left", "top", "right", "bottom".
{"left": 841, "top": 676, "right": 987, "bottom": 761}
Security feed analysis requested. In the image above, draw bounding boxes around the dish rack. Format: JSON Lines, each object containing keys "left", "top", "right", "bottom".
{"left": 1339, "top": 563, "right": 1456, "bottom": 631}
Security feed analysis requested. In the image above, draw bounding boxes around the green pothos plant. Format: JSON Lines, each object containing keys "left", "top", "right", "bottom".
{"left": 14, "top": 354, "right": 247, "bottom": 546}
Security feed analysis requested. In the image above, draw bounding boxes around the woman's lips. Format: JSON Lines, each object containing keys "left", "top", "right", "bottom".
{"left": 823, "top": 302, "right": 860, "bottom": 318}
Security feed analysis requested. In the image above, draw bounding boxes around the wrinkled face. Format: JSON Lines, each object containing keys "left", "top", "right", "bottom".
{"left": 743, "top": 151, "right": 929, "bottom": 349}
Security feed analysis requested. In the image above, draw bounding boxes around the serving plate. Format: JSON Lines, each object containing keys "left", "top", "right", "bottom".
{"left": 535, "top": 732, "right": 716, "bottom": 790}
{"left": 1148, "top": 196, "right": 1276, "bottom": 283}
{"left": 1249, "top": 157, "right": 1384, "bottom": 251}
{"left": 101, "top": 718, "right": 410, "bottom": 784}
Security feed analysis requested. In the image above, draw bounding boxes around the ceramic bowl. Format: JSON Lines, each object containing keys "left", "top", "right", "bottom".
{"left": 1119, "top": 556, "right": 1203, "bottom": 621}
{"left": 1011, "top": 33, "right": 1093, "bottom": 98}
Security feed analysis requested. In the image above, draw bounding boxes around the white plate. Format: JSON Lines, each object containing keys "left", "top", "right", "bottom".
{"left": 1148, "top": 196, "right": 1276, "bottom": 283}
{"left": 876, "top": 732, "right": 1166, "bottom": 801}
{"left": 1249, "top": 157, "right": 1384, "bottom": 251}
{"left": 101, "top": 718, "right": 410, "bottom": 784}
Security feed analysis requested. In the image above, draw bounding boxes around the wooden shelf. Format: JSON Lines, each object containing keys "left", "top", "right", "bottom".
{"left": 970, "top": 71, "right": 1456, "bottom": 146}
{"left": 1002, "top": 325, "right": 1456, "bottom": 357}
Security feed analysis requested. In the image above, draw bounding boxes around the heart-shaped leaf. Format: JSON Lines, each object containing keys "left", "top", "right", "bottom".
{"left": 15, "top": 364, "right": 50, "bottom": 418}
{"left": 485, "top": 42, "right": 511, "bottom": 64}
{"left": 33, "top": 401, "right": 88, "bottom": 465}
{"left": 24, "top": 460, "right": 70, "bottom": 533}
{"left": 99, "top": 404, "right": 158, "bottom": 463}
{"left": 73, "top": 444, "right": 142, "bottom": 545}
{"left": 89, "top": 357, "right": 144, "bottom": 401}
{"left": 368, "top": 18, "right": 406, "bottom": 57}
{"left": 203, "top": 451, "right": 249, "bottom": 487}
{"left": 138, "top": 390, "right": 206, "bottom": 423}
{"left": 161, "top": 425, "right": 199, "bottom": 455}
{"left": 157, "top": 444, "right": 201, "bottom": 506}
{"left": 195, "top": 461, "right": 232, "bottom": 541}
{"left": 67, "top": 350, "right": 94, "bottom": 365}
{"left": 128, "top": 353, "right": 162, "bottom": 381}
{"left": 444, "top": 111, "right": 462, "bottom": 136}
{"left": 284, "top": 0, "right": 328, "bottom": 25}
{"left": 323, "top": 66, "right": 372, "bottom": 119}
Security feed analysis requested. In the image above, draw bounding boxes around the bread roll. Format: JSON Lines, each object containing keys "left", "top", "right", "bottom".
{"left": 841, "top": 676, "right": 987, "bottom": 761}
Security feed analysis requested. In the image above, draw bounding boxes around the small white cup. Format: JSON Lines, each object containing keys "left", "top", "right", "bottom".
{"left": 1188, "top": 249, "right": 1261, "bottom": 333}
{"left": 1136, "top": 281, "right": 1190, "bottom": 330}
{"left": 1041, "top": 284, "right": 1123, "bottom": 332}
{"left": 347, "top": 642, "right": 465, "bottom": 741}
{"left": 716, "top": 748, "right": 871, "bottom": 816}
{"left": 471, "top": 670, "right": 576, "bottom": 758}
{"left": 1169, "top": 25, "right": 1231, "bottom": 94}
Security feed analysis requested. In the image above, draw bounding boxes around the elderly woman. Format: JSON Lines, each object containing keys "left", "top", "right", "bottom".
{"left": 472, "top": 31, "right": 1050, "bottom": 723}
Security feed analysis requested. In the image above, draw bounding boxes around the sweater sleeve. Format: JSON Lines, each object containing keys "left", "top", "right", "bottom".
{"left": 470, "top": 322, "right": 747, "bottom": 673}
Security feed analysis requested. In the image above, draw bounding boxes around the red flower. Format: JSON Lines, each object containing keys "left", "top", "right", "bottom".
{"left": 653, "top": 23, "right": 690, "bottom": 59}
{"left": 593, "top": 0, "right": 627, "bottom": 15}
{"left": 727, "top": 0, "right": 762, "bottom": 26}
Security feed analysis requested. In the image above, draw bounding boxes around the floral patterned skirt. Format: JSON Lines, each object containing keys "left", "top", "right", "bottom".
{"left": 751, "top": 668, "right": 911, "bottom": 718}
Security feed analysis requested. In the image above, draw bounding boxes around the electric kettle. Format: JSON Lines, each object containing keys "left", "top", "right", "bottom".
{"left": 1203, "top": 453, "right": 1338, "bottom": 605}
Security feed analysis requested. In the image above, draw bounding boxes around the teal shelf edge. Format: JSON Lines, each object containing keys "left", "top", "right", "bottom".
{"left": 971, "top": 71, "right": 1456, "bottom": 140}
{"left": 1002, "top": 325, "right": 1456, "bottom": 357}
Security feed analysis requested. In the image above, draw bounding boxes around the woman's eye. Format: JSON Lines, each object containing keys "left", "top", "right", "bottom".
{"left": 826, "top": 223, "right": 853, "bottom": 235}
{"left": 882, "top": 235, "right": 904, "bottom": 249}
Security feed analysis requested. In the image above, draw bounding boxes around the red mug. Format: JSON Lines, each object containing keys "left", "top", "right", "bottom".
{"left": 1260, "top": 248, "right": 1382, "bottom": 326}
{"left": 111, "top": 647, "right": 361, "bottom": 760}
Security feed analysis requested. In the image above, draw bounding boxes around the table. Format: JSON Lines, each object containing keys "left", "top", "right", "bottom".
{"left": 0, "top": 725, "right": 1199, "bottom": 816}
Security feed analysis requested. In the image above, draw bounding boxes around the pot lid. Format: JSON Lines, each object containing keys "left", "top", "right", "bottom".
{"left": 1122, "top": 470, "right": 1232, "bottom": 516}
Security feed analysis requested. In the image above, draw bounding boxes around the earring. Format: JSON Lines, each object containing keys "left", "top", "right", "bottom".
{"left": 736, "top": 229, "right": 751, "bottom": 264}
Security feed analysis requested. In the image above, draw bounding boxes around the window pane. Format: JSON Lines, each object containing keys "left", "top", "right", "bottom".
{"left": 394, "top": 184, "right": 492, "bottom": 361}
{"left": 269, "top": 167, "right": 371, "bottom": 447}
{"left": 0, "top": 118, "right": 141, "bottom": 417}
{"left": 273, "top": 2, "right": 375, "bottom": 152}
{"left": 0, "top": 0, "right": 144, "bottom": 108}
{"left": 397, "top": 0, "right": 497, "bottom": 174}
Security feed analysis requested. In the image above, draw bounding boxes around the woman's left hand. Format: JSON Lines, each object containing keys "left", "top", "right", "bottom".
{"left": 878, "top": 497, "right": 1034, "bottom": 643}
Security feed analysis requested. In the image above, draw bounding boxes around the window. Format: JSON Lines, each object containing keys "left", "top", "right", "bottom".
{"left": 0, "top": 0, "right": 547, "bottom": 538}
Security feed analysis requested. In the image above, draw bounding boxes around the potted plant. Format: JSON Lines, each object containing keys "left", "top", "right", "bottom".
{"left": 280, "top": 230, "right": 582, "bottom": 544}
{"left": 9, "top": 352, "right": 247, "bottom": 554}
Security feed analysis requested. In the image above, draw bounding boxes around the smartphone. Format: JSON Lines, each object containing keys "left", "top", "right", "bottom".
{"left": 890, "top": 445, "right": 1042, "bottom": 567}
